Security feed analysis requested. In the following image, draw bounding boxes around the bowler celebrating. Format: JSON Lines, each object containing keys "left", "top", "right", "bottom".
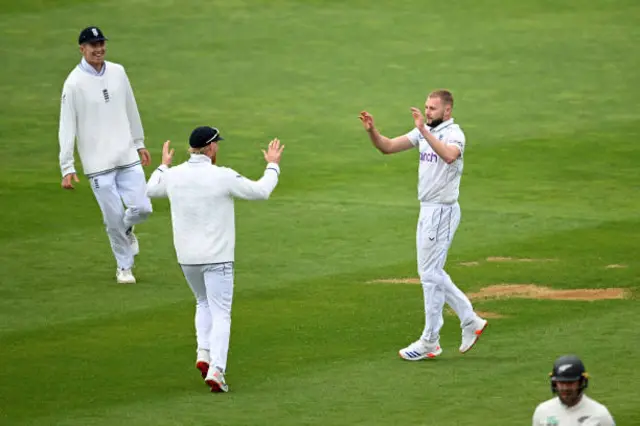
{"left": 360, "top": 89, "right": 487, "bottom": 360}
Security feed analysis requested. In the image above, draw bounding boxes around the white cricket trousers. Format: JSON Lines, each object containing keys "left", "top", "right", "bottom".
{"left": 89, "top": 165, "right": 153, "bottom": 270}
{"left": 417, "top": 202, "right": 475, "bottom": 343}
{"left": 181, "top": 262, "right": 234, "bottom": 373}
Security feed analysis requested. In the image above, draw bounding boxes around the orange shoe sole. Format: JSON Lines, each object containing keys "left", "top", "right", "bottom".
{"left": 460, "top": 321, "right": 488, "bottom": 354}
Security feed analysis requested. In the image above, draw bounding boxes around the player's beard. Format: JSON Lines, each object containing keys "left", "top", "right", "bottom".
{"left": 428, "top": 118, "right": 444, "bottom": 129}
{"left": 558, "top": 390, "right": 582, "bottom": 407}
{"left": 212, "top": 153, "right": 217, "bottom": 165}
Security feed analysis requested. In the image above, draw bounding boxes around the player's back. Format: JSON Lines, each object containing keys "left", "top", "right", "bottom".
{"left": 165, "top": 158, "right": 238, "bottom": 265}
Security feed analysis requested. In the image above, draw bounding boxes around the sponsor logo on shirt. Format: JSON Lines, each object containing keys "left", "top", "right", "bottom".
{"left": 420, "top": 151, "right": 439, "bottom": 163}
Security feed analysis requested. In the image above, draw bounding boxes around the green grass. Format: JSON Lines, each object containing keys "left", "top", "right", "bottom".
{"left": 1, "top": 0, "right": 639, "bottom": 424}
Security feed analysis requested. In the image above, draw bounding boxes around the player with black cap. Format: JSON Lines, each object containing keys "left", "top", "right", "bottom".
{"left": 58, "top": 26, "right": 153, "bottom": 284}
{"left": 532, "top": 355, "right": 615, "bottom": 425}
{"left": 146, "top": 126, "right": 284, "bottom": 393}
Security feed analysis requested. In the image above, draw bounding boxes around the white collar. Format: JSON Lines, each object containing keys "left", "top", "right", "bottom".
{"left": 79, "top": 58, "right": 106, "bottom": 76}
{"left": 188, "top": 153, "right": 212, "bottom": 163}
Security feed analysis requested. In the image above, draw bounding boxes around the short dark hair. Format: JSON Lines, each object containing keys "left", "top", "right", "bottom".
{"left": 428, "top": 89, "right": 454, "bottom": 108}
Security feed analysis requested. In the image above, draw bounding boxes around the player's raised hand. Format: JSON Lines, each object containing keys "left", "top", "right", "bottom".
{"left": 61, "top": 173, "right": 80, "bottom": 190}
{"left": 263, "top": 138, "right": 285, "bottom": 164}
{"left": 162, "top": 140, "right": 174, "bottom": 166}
{"left": 411, "top": 107, "right": 425, "bottom": 129}
{"left": 359, "top": 111, "right": 375, "bottom": 132}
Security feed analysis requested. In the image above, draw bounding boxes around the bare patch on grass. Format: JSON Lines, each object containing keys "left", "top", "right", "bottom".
{"left": 468, "top": 284, "right": 628, "bottom": 301}
{"left": 485, "top": 257, "right": 557, "bottom": 263}
{"left": 369, "top": 278, "right": 420, "bottom": 284}
{"left": 367, "top": 280, "right": 628, "bottom": 302}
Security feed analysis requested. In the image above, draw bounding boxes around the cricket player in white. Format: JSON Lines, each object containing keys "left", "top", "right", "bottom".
{"left": 146, "top": 126, "right": 284, "bottom": 393}
{"left": 360, "top": 89, "right": 487, "bottom": 360}
{"left": 58, "top": 26, "right": 152, "bottom": 284}
{"left": 533, "top": 355, "right": 615, "bottom": 425}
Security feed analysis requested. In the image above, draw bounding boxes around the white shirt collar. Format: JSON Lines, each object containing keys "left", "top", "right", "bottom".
{"left": 79, "top": 57, "right": 106, "bottom": 76}
{"left": 188, "top": 153, "right": 212, "bottom": 163}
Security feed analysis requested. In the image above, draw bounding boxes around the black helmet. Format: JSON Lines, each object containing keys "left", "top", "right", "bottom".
{"left": 549, "top": 355, "right": 589, "bottom": 394}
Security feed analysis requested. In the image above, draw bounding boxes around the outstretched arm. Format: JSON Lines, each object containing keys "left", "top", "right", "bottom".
{"left": 359, "top": 111, "right": 414, "bottom": 154}
{"left": 228, "top": 138, "right": 284, "bottom": 200}
{"left": 146, "top": 140, "right": 174, "bottom": 198}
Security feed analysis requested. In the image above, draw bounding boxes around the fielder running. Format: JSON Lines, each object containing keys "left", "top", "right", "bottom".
{"left": 533, "top": 355, "right": 615, "bottom": 425}
{"left": 58, "top": 26, "right": 152, "bottom": 284}
{"left": 359, "top": 89, "right": 487, "bottom": 360}
{"left": 146, "top": 126, "right": 284, "bottom": 392}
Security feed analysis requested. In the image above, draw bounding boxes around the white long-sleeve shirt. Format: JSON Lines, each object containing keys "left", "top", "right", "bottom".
{"left": 58, "top": 60, "right": 145, "bottom": 177}
{"left": 146, "top": 154, "right": 280, "bottom": 265}
{"left": 532, "top": 395, "right": 615, "bottom": 426}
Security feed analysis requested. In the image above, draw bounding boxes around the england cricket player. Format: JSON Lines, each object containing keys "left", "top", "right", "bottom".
{"left": 58, "top": 26, "right": 152, "bottom": 284}
{"left": 533, "top": 355, "right": 615, "bottom": 426}
{"left": 146, "top": 126, "right": 284, "bottom": 393}
{"left": 359, "top": 89, "right": 487, "bottom": 360}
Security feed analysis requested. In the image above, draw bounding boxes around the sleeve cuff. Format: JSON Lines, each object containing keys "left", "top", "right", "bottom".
{"left": 266, "top": 163, "right": 280, "bottom": 175}
{"left": 157, "top": 164, "right": 169, "bottom": 171}
{"left": 133, "top": 139, "right": 145, "bottom": 150}
{"left": 61, "top": 166, "right": 77, "bottom": 177}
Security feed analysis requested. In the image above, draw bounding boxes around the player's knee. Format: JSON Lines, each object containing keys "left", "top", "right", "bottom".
{"left": 133, "top": 202, "right": 153, "bottom": 220}
{"left": 140, "top": 200, "right": 153, "bottom": 216}
{"left": 419, "top": 268, "right": 442, "bottom": 284}
{"left": 138, "top": 208, "right": 152, "bottom": 221}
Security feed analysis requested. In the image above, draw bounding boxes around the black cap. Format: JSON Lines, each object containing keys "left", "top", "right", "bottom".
{"left": 79, "top": 26, "right": 108, "bottom": 45}
{"left": 189, "top": 126, "right": 224, "bottom": 148}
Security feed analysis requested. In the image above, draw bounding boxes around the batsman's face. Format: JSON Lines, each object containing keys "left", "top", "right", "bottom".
{"left": 425, "top": 96, "right": 447, "bottom": 125}
{"left": 555, "top": 381, "right": 582, "bottom": 407}
{"left": 80, "top": 41, "right": 106, "bottom": 67}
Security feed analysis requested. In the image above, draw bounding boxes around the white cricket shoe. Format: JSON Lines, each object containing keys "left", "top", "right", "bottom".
{"left": 196, "top": 349, "right": 210, "bottom": 379}
{"left": 205, "top": 367, "right": 229, "bottom": 393}
{"left": 116, "top": 268, "right": 136, "bottom": 284}
{"left": 399, "top": 339, "right": 443, "bottom": 361}
{"left": 126, "top": 227, "right": 139, "bottom": 256}
{"left": 459, "top": 316, "right": 488, "bottom": 354}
